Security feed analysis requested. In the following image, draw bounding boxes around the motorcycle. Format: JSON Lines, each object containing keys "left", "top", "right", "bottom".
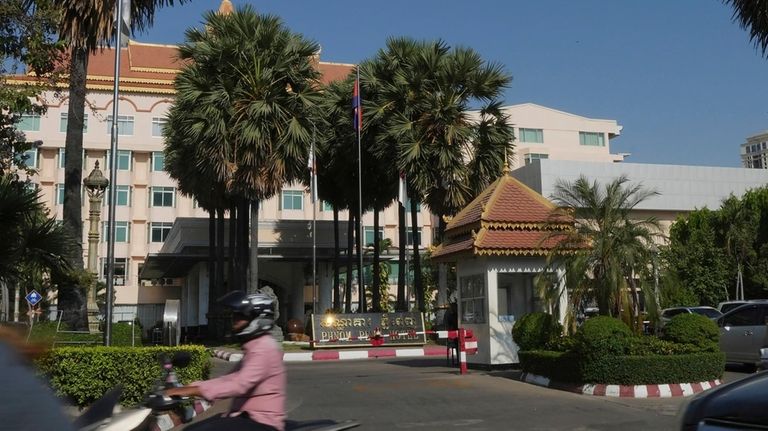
{"left": 72, "top": 352, "right": 359, "bottom": 431}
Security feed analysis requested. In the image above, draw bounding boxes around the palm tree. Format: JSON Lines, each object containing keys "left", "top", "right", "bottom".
{"left": 56, "top": 0, "right": 188, "bottom": 270}
{"left": 366, "top": 38, "right": 514, "bottom": 312}
{"left": 724, "top": 0, "right": 768, "bottom": 56}
{"left": 545, "top": 175, "right": 661, "bottom": 330}
{"left": 167, "top": 6, "right": 321, "bottom": 296}
{"left": 0, "top": 176, "right": 77, "bottom": 321}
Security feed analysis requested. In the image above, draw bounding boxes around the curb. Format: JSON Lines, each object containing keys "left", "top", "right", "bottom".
{"left": 212, "top": 346, "right": 447, "bottom": 363}
{"left": 519, "top": 373, "right": 722, "bottom": 398}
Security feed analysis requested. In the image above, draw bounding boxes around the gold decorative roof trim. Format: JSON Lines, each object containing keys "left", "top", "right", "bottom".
{"left": 129, "top": 66, "right": 179, "bottom": 74}
{"left": 86, "top": 74, "right": 175, "bottom": 85}
{"left": 474, "top": 248, "right": 551, "bottom": 257}
{"left": 85, "top": 84, "right": 175, "bottom": 94}
{"left": 481, "top": 221, "right": 573, "bottom": 231}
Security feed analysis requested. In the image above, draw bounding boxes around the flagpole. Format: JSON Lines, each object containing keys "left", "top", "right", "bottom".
{"left": 311, "top": 125, "right": 318, "bottom": 314}
{"left": 356, "top": 66, "right": 364, "bottom": 312}
{"left": 104, "top": 0, "right": 126, "bottom": 346}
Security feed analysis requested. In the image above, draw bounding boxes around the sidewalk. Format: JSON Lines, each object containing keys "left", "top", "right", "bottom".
{"left": 212, "top": 344, "right": 449, "bottom": 363}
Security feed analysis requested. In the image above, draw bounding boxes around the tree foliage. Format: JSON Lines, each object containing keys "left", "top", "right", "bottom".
{"left": 665, "top": 187, "right": 768, "bottom": 303}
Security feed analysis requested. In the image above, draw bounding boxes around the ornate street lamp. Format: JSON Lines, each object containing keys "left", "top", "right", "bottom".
{"left": 83, "top": 161, "right": 109, "bottom": 332}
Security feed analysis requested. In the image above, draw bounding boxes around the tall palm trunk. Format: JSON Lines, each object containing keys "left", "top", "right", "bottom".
{"left": 228, "top": 203, "right": 236, "bottom": 290}
{"left": 237, "top": 198, "right": 249, "bottom": 292}
{"left": 216, "top": 207, "right": 225, "bottom": 294}
{"left": 345, "top": 211, "right": 354, "bottom": 313}
{"left": 248, "top": 200, "right": 259, "bottom": 294}
{"left": 355, "top": 212, "right": 365, "bottom": 313}
{"left": 628, "top": 275, "right": 641, "bottom": 333}
{"left": 333, "top": 207, "right": 341, "bottom": 311}
{"left": 372, "top": 208, "right": 381, "bottom": 312}
{"left": 397, "top": 204, "right": 407, "bottom": 311}
{"left": 411, "top": 199, "right": 424, "bottom": 312}
{"left": 63, "top": 47, "right": 88, "bottom": 272}
{"left": 207, "top": 208, "right": 216, "bottom": 302}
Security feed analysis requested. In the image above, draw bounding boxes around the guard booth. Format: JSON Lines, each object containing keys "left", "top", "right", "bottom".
{"left": 432, "top": 170, "right": 572, "bottom": 367}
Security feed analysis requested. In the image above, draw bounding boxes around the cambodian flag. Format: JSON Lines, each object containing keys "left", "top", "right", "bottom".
{"left": 352, "top": 75, "right": 362, "bottom": 133}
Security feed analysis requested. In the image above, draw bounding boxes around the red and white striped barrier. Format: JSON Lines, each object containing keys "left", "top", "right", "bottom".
{"left": 309, "top": 328, "right": 478, "bottom": 374}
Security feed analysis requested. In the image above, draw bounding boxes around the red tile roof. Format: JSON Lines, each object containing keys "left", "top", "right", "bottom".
{"left": 10, "top": 40, "right": 354, "bottom": 94}
{"left": 432, "top": 172, "right": 575, "bottom": 261}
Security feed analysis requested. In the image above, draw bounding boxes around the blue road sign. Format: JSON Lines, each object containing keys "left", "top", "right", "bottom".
{"left": 25, "top": 290, "right": 42, "bottom": 307}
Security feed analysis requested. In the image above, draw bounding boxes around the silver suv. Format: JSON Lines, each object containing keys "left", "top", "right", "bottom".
{"left": 718, "top": 302, "right": 768, "bottom": 366}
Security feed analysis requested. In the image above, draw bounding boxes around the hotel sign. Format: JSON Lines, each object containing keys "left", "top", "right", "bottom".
{"left": 310, "top": 312, "right": 426, "bottom": 348}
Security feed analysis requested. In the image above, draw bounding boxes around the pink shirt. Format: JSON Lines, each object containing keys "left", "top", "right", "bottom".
{"left": 195, "top": 335, "right": 286, "bottom": 431}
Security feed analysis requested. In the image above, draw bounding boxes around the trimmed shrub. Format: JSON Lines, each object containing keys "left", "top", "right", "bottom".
{"left": 574, "top": 316, "right": 632, "bottom": 356}
{"left": 519, "top": 350, "right": 581, "bottom": 383}
{"left": 579, "top": 352, "right": 725, "bottom": 385}
{"left": 662, "top": 313, "right": 719, "bottom": 352}
{"left": 626, "top": 336, "right": 701, "bottom": 356}
{"left": 35, "top": 345, "right": 210, "bottom": 407}
{"left": 512, "top": 312, "right": 562, "bottom": 351}
{"left": 29, "top": 321, "right": 141, "bottom": 347}
{"left": 519, "top": 350, "right": 725, "bottom": 385}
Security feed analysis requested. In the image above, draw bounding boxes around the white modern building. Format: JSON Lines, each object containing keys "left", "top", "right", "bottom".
{"left": 741, "top": 131, "right": 768, "bottom": 169}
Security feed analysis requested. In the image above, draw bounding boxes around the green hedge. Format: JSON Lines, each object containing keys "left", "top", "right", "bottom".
{"left": 29, "top": 321, "right": 141, "bottom": 347}
{"left": 519, "top": 350, "right": 725, "bottom": 385}
{"left": 662, "top": 314, "right": 719, "bottom": 352}
{"left": 574, "top": 316, "right": 632, "bottom": 357}
{"left": 512, "top": 312, "right": 562, "bottom": 351}
{"left": 35, "top": 345, "right": 210, "bottom": 407}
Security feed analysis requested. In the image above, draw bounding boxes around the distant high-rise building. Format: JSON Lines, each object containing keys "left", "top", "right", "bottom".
{"left": 741, "top": 131, "right": 768, "bottom": 169}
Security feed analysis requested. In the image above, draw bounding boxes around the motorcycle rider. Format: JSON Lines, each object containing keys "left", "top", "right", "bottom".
{"left": 165, "top": 291, "right": 285, "bottom": 431}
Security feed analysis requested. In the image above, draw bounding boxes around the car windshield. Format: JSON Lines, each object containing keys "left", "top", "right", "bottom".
{"left": 692, "top": 308, "right": 722, "bottom": 318}
{"left": 720, "top": 303, "right": 746, "bottom": 314}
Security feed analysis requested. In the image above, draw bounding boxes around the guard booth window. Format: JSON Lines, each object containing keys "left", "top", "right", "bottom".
{"left": 497, "top": 273, "right": 541, "bottom": 321}
{"left": 460, "top": 274, "right": 485, "bottom": 324}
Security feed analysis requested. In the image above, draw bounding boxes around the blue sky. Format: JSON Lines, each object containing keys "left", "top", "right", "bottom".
{"left": 136, "top": 0, "right": 768, "bottom": 167}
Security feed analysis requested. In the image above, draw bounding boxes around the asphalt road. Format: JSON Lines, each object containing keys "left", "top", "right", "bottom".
{"left": 191, "top": 357, "right": 752, "bottom": 431}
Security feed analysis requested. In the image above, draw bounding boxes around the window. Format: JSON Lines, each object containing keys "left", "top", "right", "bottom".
{"left": 21, "top": 148, "right": 38, "bottom": 169}
{"left": 152, "top": 117, "right": 167, "bottom": 137}
{"left": 518, "top": 128, "right": 543, "bottom": 143}
{"left": 55, "top": 184, "right": 65, "bottom": 205}
{"left": 60, "top": 113, "right": 88, "bottom": 133}
{"left": 105, "top": 150, "right": 132, "bottom": 171}
{"left": 364, "top": 227, "right": 384, "bottom": 247}
{"left": 149, "top": 222, "right": 173, "bottom": 243}
{"left": 102, "top": 221, "right": 130, "bottom": 242}
{"left": 460, "top": 274, "right": 486, "bottom": 324}
{"left": 406, "top": 228, "right": 422, "bottom": 246}
{"left": 321, "top": 201, "right": 334, "bottom": 212}
{"left": 58, "top": 148, "right": 87, "bottom": 169}
{"left": 498, "top": 273, "right": 540, "bottom": 320}
{"left": 281, "top": 190, "right": 303, "bottom": 210}
{"left": 18, "top": 114, "right": 41, "bottom": 131}
{"left": 405, "top": 198, "right": 420, "bottom": 213}
{"left": 150, "top": 186, "right": 175, "bottom": 207}
{"left": 105, "top": 185, "right": 131, "bottom": 206}
{"left": 106, "top": 115, "right": 134, "bottom": 136}
{"left": 151, "top": 152, "right": 165, "bottom": 172}
{"left": 579, "top": 131, "right": 605, "bottom": 146}
{"left": 101, "top": 257, "right": 128, "bottom": 286}
{"left": 524, "top": 153, "right": 549, "bottom": 165}
{"left": 722, "top": 305, "right": 763, "bottom": 327}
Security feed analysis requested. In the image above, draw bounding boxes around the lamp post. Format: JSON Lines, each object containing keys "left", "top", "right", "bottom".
{"left": 83, "top": 161, "right": 109, "bottom": 333}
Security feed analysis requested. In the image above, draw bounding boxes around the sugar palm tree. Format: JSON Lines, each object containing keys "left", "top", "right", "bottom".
{"left": 0, "top": 176, "right": 77, "bottom": 321}
{"left": 366, "top": 37, "right": 514, "bottom": 312}
{"left": 56, "top": 0, "right": 187, "bottom": 270}
{"left": 724, "top": 0, "right": 768, "bottom": 56}
{"left": 545, "top": 175, "right": 661, "bottom": 329}
{"left": 166, "top": 6, "right": 321, "bottom": 296}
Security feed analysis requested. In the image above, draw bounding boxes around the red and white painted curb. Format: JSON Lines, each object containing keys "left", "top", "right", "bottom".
{"left": 212, "top": 346, "right": 449, "bottom": 363}
{"left": 520, "top": 373, "right": 722, "bottom": 398}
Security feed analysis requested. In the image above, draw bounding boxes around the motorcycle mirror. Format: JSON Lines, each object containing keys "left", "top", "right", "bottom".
{"left": 172, "top": 351, "right": 191, "bottom": 368}
{"left": 73, "top": 385, "right": 123, "bottom": 429}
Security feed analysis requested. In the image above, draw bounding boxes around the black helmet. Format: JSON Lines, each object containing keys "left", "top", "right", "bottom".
{"left": 218, "top": 290, "right": 275, "bottom": 340}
